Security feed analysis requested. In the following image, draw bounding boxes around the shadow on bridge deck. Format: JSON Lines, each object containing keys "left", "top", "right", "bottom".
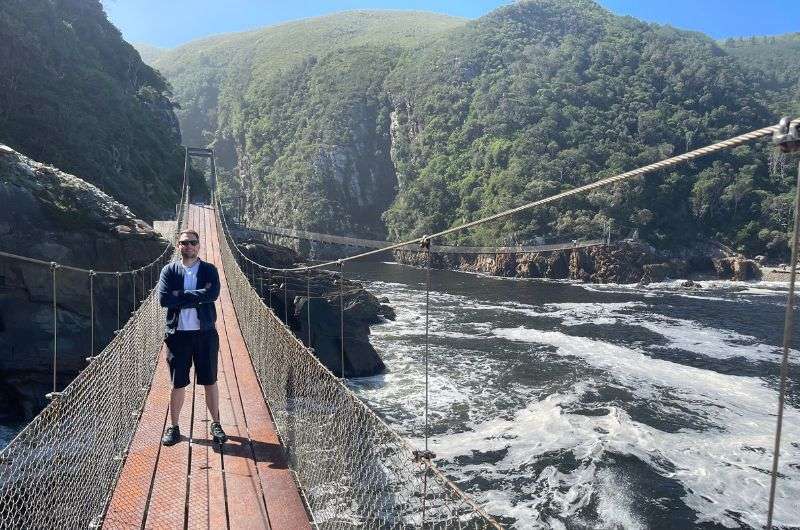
{"left": 103, "top": 205, "right": 311, "bottom": 530}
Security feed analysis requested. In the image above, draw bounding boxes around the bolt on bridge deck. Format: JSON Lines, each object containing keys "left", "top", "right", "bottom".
{"left": 103, "top": 204, "right": 311, "bottom": 529}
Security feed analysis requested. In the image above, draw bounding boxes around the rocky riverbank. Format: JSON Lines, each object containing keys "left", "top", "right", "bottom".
{"left": 0, "top": 145, "right": 168, "bottom": 421}
{"left": 228, "top": 226, "right": 395, "bottom": 377}
{"left": 393, "top": 241, "right": 762, "bottom": 284}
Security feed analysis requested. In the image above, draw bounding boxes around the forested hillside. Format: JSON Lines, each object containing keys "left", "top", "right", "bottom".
{"left": 381, "top": 1, "right": 789, "bottom": 256}
{"left": 0, "top": 0, "right": 197, "bottom": 220}
{"left": 150, "top": 1, "right": 798, "bottom": 257}
{"left": 151, "top": 11, "right": 465, "bottom": 238}
{"left": 722, "top": 33, "right": 800, "bottom": 118}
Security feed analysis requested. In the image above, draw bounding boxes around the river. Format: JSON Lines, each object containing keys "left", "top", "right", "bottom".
{"left": 344, "top": 261, "right": 800, "bottom": 529}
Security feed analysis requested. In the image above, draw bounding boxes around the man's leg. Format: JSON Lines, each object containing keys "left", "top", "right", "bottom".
{"left": 163, "top": 333, "right": 192, "bottom": 446}
{"left": 170, "top": 386, "right": 186, "bottom": 426}
{"left": 197, "top": 329, "right": 226, "bottom": 443}
{"left": 204, "top": 383, "right": 220, "bottom": 423}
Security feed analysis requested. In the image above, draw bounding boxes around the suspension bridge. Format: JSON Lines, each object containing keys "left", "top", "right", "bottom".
{"left": 0, "top": 118, "right": 798, "bottom": 529}
{"left": 242, "top": 223, "right": 608, "bottom": 256}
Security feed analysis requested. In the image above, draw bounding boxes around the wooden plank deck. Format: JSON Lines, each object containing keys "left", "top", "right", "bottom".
{"left": 103, "top": 204, "right": 311, "bottom": 530}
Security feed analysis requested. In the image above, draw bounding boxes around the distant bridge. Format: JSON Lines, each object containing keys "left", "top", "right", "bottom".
{"left": 244, "top": 223, "right": 608, "bottom": 254}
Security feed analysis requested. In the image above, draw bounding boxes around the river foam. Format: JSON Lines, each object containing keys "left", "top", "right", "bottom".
{"left": 489, "top": 327, "right": 800, "bottom": 528}
{"left": 349, "top": 266, "right": 799, "bottom": 528}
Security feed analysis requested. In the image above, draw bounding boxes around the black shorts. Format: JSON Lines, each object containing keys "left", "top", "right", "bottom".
{"left": 164, "top": 329, "right": 219, "bottom": 388}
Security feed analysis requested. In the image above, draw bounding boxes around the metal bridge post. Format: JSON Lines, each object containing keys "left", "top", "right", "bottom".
{"left": 46, "top": 262, "right": 61, "bottom": 400}
{"left": 89, "top": 271, "right": 95, "bottom": 357}
{"left": 306, "top": 271, "right": 311, "bottom": 346}
{"left": 767, "top": 158, "right": 800, "bottom": 528}
{"left": 338, "top": 260, "right": 345, "bottom": 379}
{"left": 283, "top": 273, "right": 288, "bottom": 323}
{"left": 421, "top": 236, "right": 434, "bottom": 525}
{"left": 116, "top": 272, "right": 121, "bottom": 331}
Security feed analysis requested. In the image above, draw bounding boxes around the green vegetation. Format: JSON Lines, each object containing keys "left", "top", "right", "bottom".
{"left": 0, "top": 0, "right": 199, "bottom": 220}
{"left": 722, "top": 33, "right": 800, "bottom": 118}
{"left": 151, "top": 10, "right": 464, "bottom": 237}
{"left": 151, "top": 1, "right": 800, "bottom": 258}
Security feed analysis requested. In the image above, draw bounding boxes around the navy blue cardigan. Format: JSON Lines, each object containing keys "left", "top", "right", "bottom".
{"left": 157, "top": 259, "right": 220, "bottom": 335}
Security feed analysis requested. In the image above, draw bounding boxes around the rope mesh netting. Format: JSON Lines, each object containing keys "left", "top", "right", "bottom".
{"left": 0, "top": 192, "right": 188, "bottom": 529}
{"left": 215, "top": 202, "right": 500, "bottom": 528}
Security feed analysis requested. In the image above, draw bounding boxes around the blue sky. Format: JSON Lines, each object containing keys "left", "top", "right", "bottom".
{"left": 102, "top": 0, "right": 799, "bottom": 49}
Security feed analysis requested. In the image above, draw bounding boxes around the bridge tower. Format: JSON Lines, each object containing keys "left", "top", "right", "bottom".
{"left": 185, "top": 146, "right": 217, "bottom": 196}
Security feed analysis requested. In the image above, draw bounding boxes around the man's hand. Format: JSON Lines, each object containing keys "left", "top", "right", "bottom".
{"left": 172, "top": 290, "right": 180, "bottom": 297}
{"left": 204, "top": 282, "right": 212, "bottom": 289}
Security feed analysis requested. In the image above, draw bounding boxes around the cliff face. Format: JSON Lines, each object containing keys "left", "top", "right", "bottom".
{"left": 0, "top": 0, "right": 203, "bottom": 220}
{"left": 393, "top": 242, "right": 762, "bottom": 284}
{"left": 0, "top": 145, "right": 169, "bottom": 420}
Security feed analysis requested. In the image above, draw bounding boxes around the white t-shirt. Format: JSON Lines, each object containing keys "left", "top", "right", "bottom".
{"left": 177, "top": 261, "right": 202, "bottom": 331}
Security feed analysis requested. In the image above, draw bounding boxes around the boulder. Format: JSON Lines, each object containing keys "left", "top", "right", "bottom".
{"left": 0, "top": 145, "right": 169, "bottom": 419}
{"left": 234, "top": 226, "right": 393, "bottom": 378}
{"left": 713, "top": 257, "right": 763, "bottom": 281}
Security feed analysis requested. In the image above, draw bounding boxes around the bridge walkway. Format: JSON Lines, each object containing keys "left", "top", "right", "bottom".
{"left": 103, "top": 204, "right": 310, "bottom": 529}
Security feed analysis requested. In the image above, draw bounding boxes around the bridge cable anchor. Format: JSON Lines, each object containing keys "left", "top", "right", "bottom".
{"left": 773, "top": 116, "right": 800, "bottom": 153}
{"left": 412, "top": 449, "right": 436, "bottom": 462}
{"left": 45, "top": 391, "right": 64, "bottom": 400}
{"left": 419, "top": 235, "right": 431, "bottom": 251}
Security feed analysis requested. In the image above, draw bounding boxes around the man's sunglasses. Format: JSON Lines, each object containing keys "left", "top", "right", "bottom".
{"left": 178, "top": 240, "right": 199, "bottom": 246}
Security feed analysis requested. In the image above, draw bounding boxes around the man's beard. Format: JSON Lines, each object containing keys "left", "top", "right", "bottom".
{"left": 180, "top": 249, "right": 194, "bottom": 259}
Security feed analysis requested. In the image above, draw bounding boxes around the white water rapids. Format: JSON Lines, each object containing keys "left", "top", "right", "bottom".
{"left": 346, "top": 264, "right": 799, "bottom": 529}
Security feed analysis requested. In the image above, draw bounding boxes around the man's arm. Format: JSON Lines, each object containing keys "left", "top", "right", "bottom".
{"left": 158, "top": 266, "right": 185, "bottom": 309}
{"left": 178, "top": 264, "right": 220, "bottom": 305}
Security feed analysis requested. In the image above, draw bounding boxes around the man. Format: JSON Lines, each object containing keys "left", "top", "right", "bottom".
{"left": 157, "top": 228, "right": 227, "bottom": 446}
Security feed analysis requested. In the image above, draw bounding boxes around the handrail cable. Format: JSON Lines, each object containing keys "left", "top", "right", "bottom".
{"left": 217, "top": 118, "right": 799, "bottom": 273}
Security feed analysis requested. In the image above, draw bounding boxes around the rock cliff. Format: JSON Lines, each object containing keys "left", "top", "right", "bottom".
{"left": 393, "top": 242, "right": 762, "bottom": 283}
{"left": 0, "top": 145, "right": 169, "bottom": 420}
{"left": 0, "top": 0, "right": 200, "bottom": 220}
{"left": 229, "top": 226, "right": 394, "bottom": 377}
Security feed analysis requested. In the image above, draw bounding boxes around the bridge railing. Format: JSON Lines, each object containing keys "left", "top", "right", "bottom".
{"left": 0, "top": 191, "right": 189, "bottom": 529}
{"left": 215, "top": 203, "right": 501, "bottom": 528}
